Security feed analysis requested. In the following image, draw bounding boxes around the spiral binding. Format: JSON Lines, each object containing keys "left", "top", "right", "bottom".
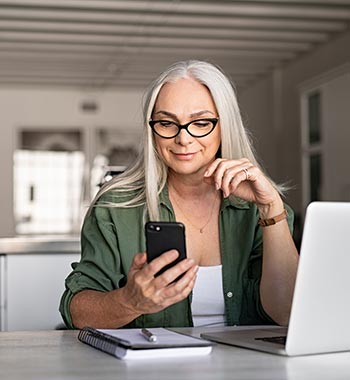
{"left": 78, "top": 327, "right": 127, "bottom": 357}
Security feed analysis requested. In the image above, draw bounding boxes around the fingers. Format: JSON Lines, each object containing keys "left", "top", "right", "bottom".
{"left": 126, "top": 250, "right": 198, "bottom": 315}
{"left": 160, "top": 265, "right": 198, "bottom": 307}
{"left": 145, "top": 249, "right": 180, "bottom": 278}
{"left": 150, "top": 262, "right": 198, "bottom": 309}
{"left": 145, "top": 248, "right": 197, "bottom": 289}
{"left": 153, "top": 256, "right": 197, "bottom": 287}
{"left": 131, "top": 252, "right": 148, "bottom": 269}
{"left": 205, "top": 158, "right": 281, "bottom": 211}
{"left": 228, "top": 166, "right": 257, "bottom": 191}
{"left": 205, "top": 158, "right": 254, "bottom": 197}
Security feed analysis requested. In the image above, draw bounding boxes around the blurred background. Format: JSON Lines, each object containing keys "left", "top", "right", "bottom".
{"left": 0, "top": 0, "right": 349, "bottom": 330}
{"left": 1, "top": 0, "right": 350, "bottom": 237}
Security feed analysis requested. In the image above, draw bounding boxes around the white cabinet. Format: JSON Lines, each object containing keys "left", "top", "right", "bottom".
{"left": 0, "top": 236, "right": 80, "bottom": 331}
{"left": 3, "top": 253, "right": 79, "bottom": 331}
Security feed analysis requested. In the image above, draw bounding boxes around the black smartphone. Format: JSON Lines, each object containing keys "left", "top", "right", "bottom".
{"left": 145, "top": 221, "right": 187, "bottom": 277}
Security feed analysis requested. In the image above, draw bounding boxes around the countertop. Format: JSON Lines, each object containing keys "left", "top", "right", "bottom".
{"left": 0, "top": 235, "right": 80, "bottom": 254}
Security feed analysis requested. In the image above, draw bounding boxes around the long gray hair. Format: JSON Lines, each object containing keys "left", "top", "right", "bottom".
{"left": 90, "top": 60, "right": 273, "bottom": 220}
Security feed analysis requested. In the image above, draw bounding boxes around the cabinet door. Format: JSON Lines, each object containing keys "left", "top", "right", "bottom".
{"left": 5, "top": 253, "right": 79, "bottom": 331}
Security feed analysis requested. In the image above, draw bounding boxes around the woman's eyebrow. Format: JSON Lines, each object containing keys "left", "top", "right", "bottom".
{"left": 189, "top": 110, "right": 216, "bottom": 118}
{"left": 153, "top": 110, "right": 216, "bottom": 119}
{"left": 153, "top": 110, "right": 177, "bottom": 119}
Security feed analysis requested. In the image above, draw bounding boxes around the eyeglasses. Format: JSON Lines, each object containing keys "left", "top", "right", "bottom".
{"left": 148, "top": 118, "right": 219, "bottom": 139}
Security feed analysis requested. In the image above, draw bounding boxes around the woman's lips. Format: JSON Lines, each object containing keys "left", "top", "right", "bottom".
{"left": 172, "top": 152, "right": 196, "bottom": 160}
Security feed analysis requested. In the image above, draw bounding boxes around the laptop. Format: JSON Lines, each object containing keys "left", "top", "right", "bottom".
{"left": 202, "top": 202, "right": 350, "bottom": 356}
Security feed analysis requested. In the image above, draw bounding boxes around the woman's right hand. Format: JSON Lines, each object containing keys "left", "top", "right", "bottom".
{"left": 122, "top": 251, "right": 198, "bottom": 315}
{"left": 70, "top": 250, "right": 197, "bottom": 329}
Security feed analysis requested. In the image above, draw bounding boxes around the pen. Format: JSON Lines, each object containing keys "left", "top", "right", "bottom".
{"left": 140, "top": 328, "right": 157, "bottom": 342}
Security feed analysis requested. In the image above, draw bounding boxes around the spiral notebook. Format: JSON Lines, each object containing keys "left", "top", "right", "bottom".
{"left": 78, "top": 327, "right": 214, "bottom": 360}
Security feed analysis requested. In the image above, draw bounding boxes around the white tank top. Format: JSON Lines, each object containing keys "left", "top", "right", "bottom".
{"left": 191, "top": 265, "right": 226, "bottom": 327}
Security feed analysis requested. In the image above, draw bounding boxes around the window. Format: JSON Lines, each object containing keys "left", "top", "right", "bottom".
{"left": 14, "top": 150, "right": 84, "bottom": 235}
{"left": 14, "top": 129, "right": 84, "bottom": 235}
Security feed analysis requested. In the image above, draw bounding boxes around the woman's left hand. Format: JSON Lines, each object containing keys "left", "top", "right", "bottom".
{"left": 204, "top": 158, "right": 281, "bottom": 208}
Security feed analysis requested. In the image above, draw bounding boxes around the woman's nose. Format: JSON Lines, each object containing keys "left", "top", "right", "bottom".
{"left": 174, "top": 128, "right": 194, "bottom": 145}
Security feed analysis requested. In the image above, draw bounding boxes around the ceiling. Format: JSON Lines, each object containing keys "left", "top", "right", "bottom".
{"left": 0, "top": 0, "right": 349, "bottom": 91}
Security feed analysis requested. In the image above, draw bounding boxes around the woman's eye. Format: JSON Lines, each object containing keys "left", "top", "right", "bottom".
{"left": 160, "top": 121, "right": 176, "bottom": 128}
{"left": 193, "top": 121, "right": 210, "bottom": 128}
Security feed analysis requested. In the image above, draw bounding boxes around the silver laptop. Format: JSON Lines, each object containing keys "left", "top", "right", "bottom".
{"left": 202, "top": 202, "right": 350, "bottom": 356}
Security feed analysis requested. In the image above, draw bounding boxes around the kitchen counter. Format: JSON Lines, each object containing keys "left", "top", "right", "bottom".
{"left": 0, "top": 235, "right": 80, "bottom": 254}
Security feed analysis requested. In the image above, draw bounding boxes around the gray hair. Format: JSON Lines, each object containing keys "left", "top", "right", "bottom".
{"left": 91, "top": 60, "right": 277, "bottom": 220}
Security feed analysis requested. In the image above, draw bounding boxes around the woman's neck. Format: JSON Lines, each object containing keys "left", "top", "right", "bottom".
{"left": 167, "top": 170, "right": 217, "bottom": 200}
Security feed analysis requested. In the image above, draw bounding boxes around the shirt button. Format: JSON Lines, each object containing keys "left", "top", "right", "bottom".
{"left": 226, "top": 291, "right": 233, "bottom": 298}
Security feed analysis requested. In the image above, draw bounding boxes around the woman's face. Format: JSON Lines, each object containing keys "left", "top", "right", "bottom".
{"left": 152, "top": 77, "right": 221, "bottom": 178}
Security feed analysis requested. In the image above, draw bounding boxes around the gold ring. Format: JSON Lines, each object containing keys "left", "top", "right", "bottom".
{"left": 243, "top": 168, "right": 250, "bottom": 180}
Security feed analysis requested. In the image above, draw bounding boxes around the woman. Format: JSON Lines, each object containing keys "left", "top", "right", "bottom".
{"left": 60, "top": 60, "right": 299, "bottom": 329}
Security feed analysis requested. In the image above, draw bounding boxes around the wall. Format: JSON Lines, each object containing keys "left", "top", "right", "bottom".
{"left": 238, "top": 74, "right": 277, "bottom": 176}
{"left": 0, "top": 88, "right": 143, "bottom": 237}
{"left": 1, "top": 29, "right": 349, "bottom": 236}
{"left": 240, "top": 29, "right": 350, "bottom": 215}
{"left": 322, "top": 72, "right": 350, "bottom": 202}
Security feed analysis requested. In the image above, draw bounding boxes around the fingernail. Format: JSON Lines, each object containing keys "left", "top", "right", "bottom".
{"left": 215, "top": 183, "right": 220, "bottom": 190}
{"left": 204, "top": 170, "right": 209, "bottom": 176}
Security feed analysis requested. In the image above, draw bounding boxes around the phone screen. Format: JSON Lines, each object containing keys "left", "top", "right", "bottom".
{"left": 145, "top": 221, "right": 187, "bottom": 277}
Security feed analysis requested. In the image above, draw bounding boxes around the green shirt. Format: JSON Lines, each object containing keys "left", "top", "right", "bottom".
{"left": 59, "top": 187, "right": 294, "bottom": 329}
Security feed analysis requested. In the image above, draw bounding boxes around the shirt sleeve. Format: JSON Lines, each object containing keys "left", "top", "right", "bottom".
{"left": 59, "top": 206, "right": 125, "bottom": 329}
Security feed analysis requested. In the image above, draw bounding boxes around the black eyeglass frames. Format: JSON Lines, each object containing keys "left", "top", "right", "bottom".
{"left": 148, "top": 118, "right": 219, "bottom": 139}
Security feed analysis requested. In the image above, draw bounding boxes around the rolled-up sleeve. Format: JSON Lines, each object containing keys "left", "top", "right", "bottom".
{"left": 59, "top": 206, "right": 125, "bottom": 329}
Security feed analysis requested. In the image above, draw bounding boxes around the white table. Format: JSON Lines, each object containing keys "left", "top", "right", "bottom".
{"left": 1, "top": 327, "right": 350, "bottom": 380}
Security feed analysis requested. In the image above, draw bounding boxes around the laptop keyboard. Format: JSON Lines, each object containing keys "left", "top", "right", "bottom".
{"left": 255, "top": 336, "right": 287, "bottom": 345}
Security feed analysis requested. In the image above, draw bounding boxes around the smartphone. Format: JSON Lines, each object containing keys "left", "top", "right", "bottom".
{"left": 145, "top": 221, "right": 187, "bottom": 277}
